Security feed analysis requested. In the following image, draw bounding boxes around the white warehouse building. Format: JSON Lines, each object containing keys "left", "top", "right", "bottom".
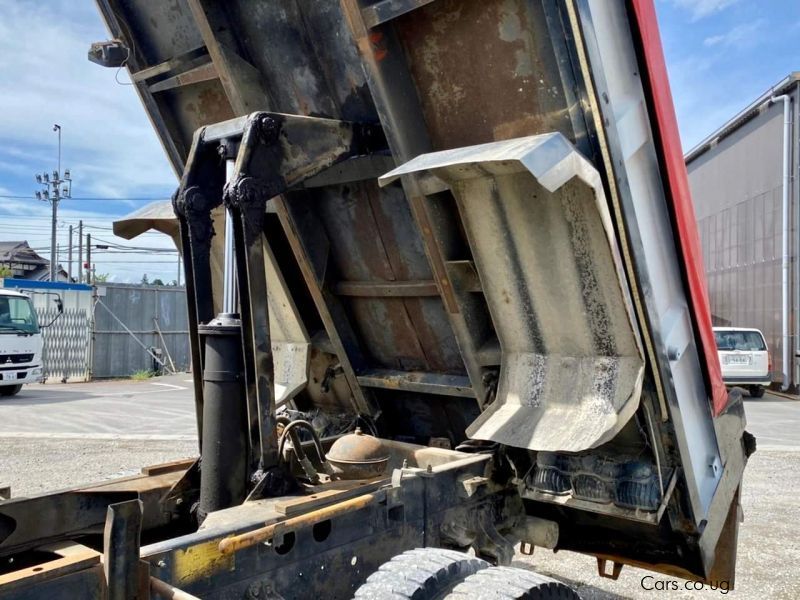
{"left": 686, "top": 73, "right": 799, "bottom": 390}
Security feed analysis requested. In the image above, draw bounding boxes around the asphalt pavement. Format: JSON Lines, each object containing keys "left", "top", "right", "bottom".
{"left": 0, "top": 373, "right": 197, "bottom": 439}
{"left": 0, "top": 379, "right": 797, "bottom": 598}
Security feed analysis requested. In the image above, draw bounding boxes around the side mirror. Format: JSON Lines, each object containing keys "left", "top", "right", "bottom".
{"left": 40, "top": 293, "right": 64, "bottom": 328}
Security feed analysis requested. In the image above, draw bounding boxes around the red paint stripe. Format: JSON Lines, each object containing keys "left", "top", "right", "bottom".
{"left": 630, "top": 0, "right": 728, "bottom": 415}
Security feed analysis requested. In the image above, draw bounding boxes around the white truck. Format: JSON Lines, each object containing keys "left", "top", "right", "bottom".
{"left": 0, "top": 288, "right": 61, "bottom": 396}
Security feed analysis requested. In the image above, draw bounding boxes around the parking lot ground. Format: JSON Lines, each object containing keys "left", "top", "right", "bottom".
{"left": 0, "top": 373, "right": 196, "bottom": 438}
{"left": 0, "top": 381, "right": 798, "bottom": 598}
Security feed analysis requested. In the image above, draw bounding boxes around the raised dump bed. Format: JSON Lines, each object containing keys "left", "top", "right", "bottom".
{"left": 0, "top": 1, "right": 750, "bottom": 598}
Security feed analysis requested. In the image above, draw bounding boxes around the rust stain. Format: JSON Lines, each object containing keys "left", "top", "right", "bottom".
{"left": 369, "top": 31, "right": 389, "bottom": 61}
{"left": 395, "top": 0, "right": 575, "bottom": 149}
{"left": 364, "top": 183, "right": 463, "bottom": 372}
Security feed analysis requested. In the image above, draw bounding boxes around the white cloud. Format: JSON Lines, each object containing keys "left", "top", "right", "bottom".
{"left": 703, "top": 19, "right": 766, "bottom": 48}
{"left": 0, "top": 1, "right": 179, "bottom": 283}
{"left": 671, "top": 0, "right": 739, "bottom": 21}
{"left": 0, "top": 0, "right": 177, "bottom": 198}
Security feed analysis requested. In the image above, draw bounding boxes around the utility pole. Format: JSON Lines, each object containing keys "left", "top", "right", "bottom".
{"left": 67, "top": 225, "right": 73, "bottom": 281}
{"left": 34, "top": 124, "right": 72, "bottom": 281}
{"left": 86, "top": 233, "right": 92, "bottom": 284}
{"left": 77, "top": 220, "right": 83, "bottom": 283}
{"left": 177, "top": 254, "right": 181, "bottom": 287}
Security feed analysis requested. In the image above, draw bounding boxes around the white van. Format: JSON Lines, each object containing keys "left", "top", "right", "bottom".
{"left": 0, "top": 289, "right": 56, "bottom": 397}
{"left": 713, "top": 327, "right": 771, "bottom": 398}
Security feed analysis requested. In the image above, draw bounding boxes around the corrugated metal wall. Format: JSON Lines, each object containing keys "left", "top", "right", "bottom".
{"left": 92, "top": 284, "right": 190, "bottom": 377}
{"left": 687, "top": 99, "right": 794, "bottom": 382}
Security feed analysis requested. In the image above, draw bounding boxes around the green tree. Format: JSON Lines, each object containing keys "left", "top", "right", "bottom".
{"left": 152, "top": 278, "right": 165, "bottom": 286}
{"left": 141, "top": 274, "right": 150, "bottom": 285}
{"left": 94, "top": 273, "right": 110, "bottom": 283}
{"left": 0, "top": 265, "right": 13, "bottom": 278}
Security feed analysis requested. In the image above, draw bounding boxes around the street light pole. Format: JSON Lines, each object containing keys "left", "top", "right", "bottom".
{"left": 50, "top": 124, "right": 61, "bottom": 282}
{"left": 34, "top": 124, "right": 71, "bottom": 281}
{"left": 67, "top": 225, "right": 73, "bottom": 281}
{"left": 78, "top": 220, "right": 83, "bottom": 283}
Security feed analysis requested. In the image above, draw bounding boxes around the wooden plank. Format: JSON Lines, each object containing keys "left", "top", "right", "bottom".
{"left": 275, "top": 478, "right": 388, "bottom": 516}
{"left": 141, "top": 458, "right": 196, "bottom": 477}
{"left": 0, "top": 548, "right": 100, "bottom": 589}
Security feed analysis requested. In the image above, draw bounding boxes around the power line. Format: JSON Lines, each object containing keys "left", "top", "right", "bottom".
{"left": 87, "top": 234, "right": 176, "bottom": 251}
{"left": 72, "top": 259, "right": 179, "bottom": 264}
{"left": 0, "top": 194, "right": 168, "bottom": 201}
{"left": 0, "top": 216, "right": 173, "bottom": 233}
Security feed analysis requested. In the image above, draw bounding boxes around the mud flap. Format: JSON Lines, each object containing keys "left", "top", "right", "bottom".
{"left": 380, "top": 134, "right": 644, "bottom": 451}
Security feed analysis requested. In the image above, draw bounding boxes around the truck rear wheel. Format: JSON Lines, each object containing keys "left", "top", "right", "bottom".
{"left": 354, "top": 548, "right": 489, "bottom": 600}
{"left": 0, "top": 385, "right": 22, "bottom": 397}
{"left": 748, "top": 385, "right": 765, "bottom": 398}
{"left": 447, "top": 566, "right": 579, "bottom": 599}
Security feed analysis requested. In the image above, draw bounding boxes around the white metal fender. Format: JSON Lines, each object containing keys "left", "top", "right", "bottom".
{"left": 381, "top": 133, "right": 644, "bottom": 451}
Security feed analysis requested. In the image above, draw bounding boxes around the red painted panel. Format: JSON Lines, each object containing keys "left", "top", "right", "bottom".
{"left": 630, "top": 0, "right": 728, "bottom": 415}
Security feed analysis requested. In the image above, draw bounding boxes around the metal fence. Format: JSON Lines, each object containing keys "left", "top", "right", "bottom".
{"left": 39, "top": 306, "right": 93, "bottom": 382}
{"left": 92, "top": 283, "right": 190, "bottom": 378}
{"left": 24, "top": 283, "right": 95, "bottom": 383}
{"left": 1, "top": 279, "right": 190, "bottom": 380}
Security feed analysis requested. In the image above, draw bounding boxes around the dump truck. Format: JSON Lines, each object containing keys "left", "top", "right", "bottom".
{"left": 0, "top": 1, "right": 752, "bottom": 598}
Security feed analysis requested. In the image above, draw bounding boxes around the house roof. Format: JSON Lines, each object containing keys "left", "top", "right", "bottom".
{"left": 0, "top": 241, "right": 49, "bottom": 265}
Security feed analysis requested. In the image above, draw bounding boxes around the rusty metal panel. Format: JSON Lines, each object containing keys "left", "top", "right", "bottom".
{"left": 394, "top": 0, "right": 582, "bottom": 150}
{"left": 310, "top": 183, "right": 464, "bottom": 373}
{"left": 381, "top": 134, "right": 644, "bottom": 451}
{"left": 115, "top": 0, "right": 204, "bottom": 65}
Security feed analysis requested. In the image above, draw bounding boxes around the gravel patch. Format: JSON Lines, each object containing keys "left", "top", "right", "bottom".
{"left": 0, "top": 437, "right": 197, "bottom": 496}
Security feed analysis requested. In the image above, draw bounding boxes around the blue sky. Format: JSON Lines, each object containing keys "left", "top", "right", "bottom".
{"left": 0, "top": 0, "right": 798, "bottom": 282}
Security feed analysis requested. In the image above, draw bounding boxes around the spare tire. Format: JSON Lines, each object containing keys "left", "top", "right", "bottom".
{"left": 354, "top": 547, "right": 489, "bottom": 600}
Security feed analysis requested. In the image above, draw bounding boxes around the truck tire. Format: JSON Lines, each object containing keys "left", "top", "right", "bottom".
{"left": 446, "top": 566, "right": 579, "bottom": 599}
{"left": 354, "top": 548, "right": 489, "bottom": 600}
{"left": 0, "top": 385, "right": 22, "bottom": 397}
{"left": 748, "top": 386, "right": 765, "bottom": 398}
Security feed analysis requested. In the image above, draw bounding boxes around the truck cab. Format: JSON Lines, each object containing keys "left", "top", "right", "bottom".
{"left": 0, "top": 290, "right": 43, "bottom": 396}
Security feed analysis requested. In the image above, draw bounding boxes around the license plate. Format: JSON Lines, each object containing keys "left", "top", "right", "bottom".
{"left": 725, "top": 355, "right": 751, "bottom": 365}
